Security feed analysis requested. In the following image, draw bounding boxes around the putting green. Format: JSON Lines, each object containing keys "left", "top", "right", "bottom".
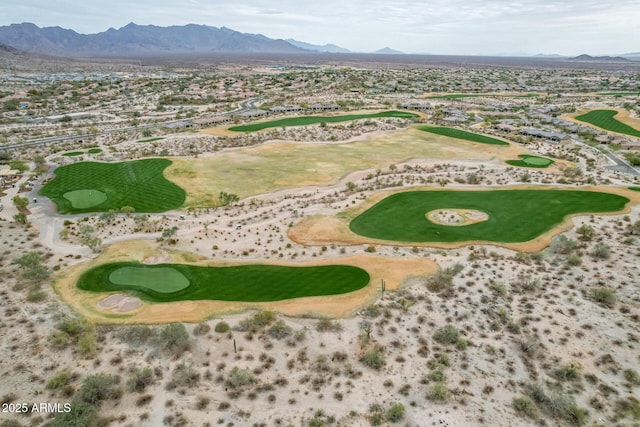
{"left": 506, "top": 155, "right": 554, "bottom": 168}
{"left": 109, "top": 266, "right": 190, "bottom": 293}
{"left": 349, "top": 190, "right": 628, "bottom": 243}
{"left": 78, "top": 262, "right": 370, "bottom": 302}
{"left": 63, "top": 189, "right": 108, "bottom": 209}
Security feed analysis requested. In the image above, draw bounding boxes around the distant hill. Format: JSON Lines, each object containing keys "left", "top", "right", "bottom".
{"left": 286, "top": 39, "right": 350, "bottom": 53}
{"left": 0, "top": 22, "right": 309, "bottom": 57}
{"left": 373, "top": 47, "right": 404, "bottom": 55}
{"left": 533, "top": 53, "right": 566, "bottom": 58}
{"left": 571, "top": 54, "right": 631, "bottom": 63}
{"left": 0, "top": 42, "right": 21, "bottom": 54}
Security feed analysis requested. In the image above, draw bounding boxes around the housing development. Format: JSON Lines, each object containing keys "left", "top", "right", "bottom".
{"left": 1, "top": 30, "right": 640, "bottom": 427}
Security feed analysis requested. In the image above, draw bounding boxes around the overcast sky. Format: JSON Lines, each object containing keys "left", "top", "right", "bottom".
{"left": 1, "top": 0, "right": 638, "bottom": 55}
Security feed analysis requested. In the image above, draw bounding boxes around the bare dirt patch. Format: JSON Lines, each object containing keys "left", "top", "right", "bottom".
{"left": 96, "top": 293, "right": 142, "bottom": 313}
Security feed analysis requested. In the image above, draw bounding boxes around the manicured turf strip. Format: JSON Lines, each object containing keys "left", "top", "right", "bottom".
{"left": 77, "top": 262, "right": 370, "bottom": 302}
{"left": 228, "top": 111, "right": 419, "bottom": 132}
{"left": 87, "top": 148, "right": 102, "bottom": 154}
{"left": 575, "top": 110, "right": 640, "bottom": 138}
{"left": 629, "top": 187, "right": 640, "bottom": 192}
{"left": 62, "top": 151, "right": 84, "bottom": 156}
{"left": 39, "top": 159, "right": 186, "bottom": 214}
{"left": 506, "top": 155, "right": 554, "bottom": 168}
{"left": 138, "top": 137, "right": 165, "bottom": 143}
{"left": 417, "top": 126, "right": 510, "bottom": 146}
{"left": 349, "top": 190, "right": 628, "bottom": 243}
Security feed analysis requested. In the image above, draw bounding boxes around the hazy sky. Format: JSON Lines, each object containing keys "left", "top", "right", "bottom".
{"left": 1, "top": 0, "right": 638, "bottom": 55}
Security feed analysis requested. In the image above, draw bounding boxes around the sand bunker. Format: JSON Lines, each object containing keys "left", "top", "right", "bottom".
{"left": 426, "top": 209, "right": 489, "bottom": 226}
{"left": 97, "top": 293, "right": 142, "bottom": 313}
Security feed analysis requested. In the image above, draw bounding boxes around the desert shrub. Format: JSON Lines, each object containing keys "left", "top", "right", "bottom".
{"left": 386, "top": 403, "right": 405, "bottom": 422}
{"left": 623, "top": 369, "right": 640, "bottom": 386}
{"left": 117, "top": 325, "right": 153, "bottom": 346}
{"left": 525, "top": 383, "right": 588, "bottom": 424}
{"left": 550, "top": 235, "right": 578, "bottom": 255}
{"left": 127, "top": 367, "right": 155, "bottom": 392}
{"left": 166, "top": 363, "right": 200, "bottom": 390}
{"left": 590, "top": 287, "right": 616, "bottom": 308}
{"left": 426, "top": 263, "right": 463, "bottom": 293}
{"left": 427, "top": 381, "right": 450, "bottom": 402}
{"left": 316, "top": 318, "right": 343, "bottom": 332}
{"left": 360, "top": 345, "right": 385, "bottom": 370}
{"left": 592, "top": 243, "right": 611, "bottom": 259}
{"left": 511, "top": 274, "right": 540, "bottom": 293}
{"left": 157, "top": 323, "right": 190, "bottom": 356}
{"left": 227, "top": 367, "right": 256, "bottom": 388}
{"left": 48, "top": 401, "right": 97, "bottom": 427}
{"left": 268, "top": 320, "right": 292, "bottom": 340}
{"left": 576, "top": 224, "right": 595, "bottom": 241}
{"left": 46, "top": 370, "right": 72, "bottom": 390}
{"left": 76, "top": 374, "right": 121, "bottom": 406}
{"left": 237, "top": 311, "right": 276, "bottom": 332}
{"left": 427, "top": 368, "right": 446, "bottom": 382}
{"left": 214, "top": 321, "right": 230, "bottom": 333}
{"left": 433, "top": 324, "right": 460, "bottom": 345}
{"left": 566, "top": 252, "right": 582, "bottom": 266}
{"left": 554, "top": 361, "right": 583, "bottom": 382}
{"left": 513, "top": 396, "right": 537, "bottom": 419}
{"left": 193, "top": 323, "right": 211, "bottom": 336}
{"left": 614, "top": 397, "right": 640, "bottom": 421}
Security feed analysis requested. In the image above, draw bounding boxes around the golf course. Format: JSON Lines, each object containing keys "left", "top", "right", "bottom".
{"left": 349, "top": 189, "right": 629, "bottom": 243}
{"left": 417, "top": 126, "right": 510, "bottom": 145}
{"left": 39, "top": 158, "right": 186, "bottom": 214}
{"left": 77, "top": 262, "right": 370, "bottom": 302}
{"left": 506, "top": 154, "right": 554, "bottom": 168}
{"left": 575, "top": 110, "right": 640, "bottom": 138}
{"left": 228, "top": 110, "right": 419, "bottom": 132}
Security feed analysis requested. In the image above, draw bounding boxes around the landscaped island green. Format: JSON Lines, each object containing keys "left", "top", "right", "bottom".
{"left": 575, "top": 110, "right": 640, "bottom": 138}
{"left": 349, "top": 190, "right": 628, "bottom": 243}
{"left": 506, "top": 155, "right": 554, "bottom": 168}
{"left": 77, "top": 262, "right": 370, "bottom": 302}
{"left": 417, "top": 126, "right": 510, "bottom": 146}
{"left": 39, "top": 159, "right": 186, "bottom": 214}
{"left": 228, "top": 110, "right": 418, "bottom": 132}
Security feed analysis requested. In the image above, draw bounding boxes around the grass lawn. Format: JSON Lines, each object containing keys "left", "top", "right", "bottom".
{"left": 138, "top": 137, "right": 165, "bottom": 143}
{"left": 87, "top": 148, "right": 102, "bottom": 154}
{"left": 228, "top": 110, "right": 418, "bottom": 132}
{"left": 39, "top": 159, "right": 186, "bottom": 214}
{"left": 506, "top": 155, "right": 554, "bottom": 168}
{"left": 629, "top": 187, "right": 640, "bottom": 192}
{"left": 417, "top": 126, "right": 510, "bottom": 146}
{"left": 77, "top": 262, "right": 370, "bottom": 302}
{"left": 349, "top": 190, "right": 628, "bottom": 243}
{"left": 427, "top": 93, "right": 538, "bottom": 99}
{"left": 575, "top": 110, "right": 640, "bottom": 138}
{"left": 62, "top": 151, "right": 84, "bottom": 156}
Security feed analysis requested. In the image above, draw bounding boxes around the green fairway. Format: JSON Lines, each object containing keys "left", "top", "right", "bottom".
{"left": 39, "top": 159, "right": 186, "bottom": 214}
{"left": 63, "top": 189, "right": 108, "bottom": 209}
{"left": 138, "top": 137, "right": 165, "bottom": 143}
{"left": 349, "top": 190, "right": 628, "bottom": 243}
{"left": 417, "top": 126, "right": 510, "bottom": 146}
{"left": 629, "top": 187, "right": 640, "bottom": 192}
{"left": 506, "top": 155, "right": 554, "bottom": 168}
{"left": 427, "top": 93, "right": 538, "bottom": 99}
{"left": 575, "top": 110, "right": 640, "bottom": 138}
{"left": 228, "top": 110, "right": 419, "bottom": 132}
{"left": 87, "top": 148, "right": 102, "bottom": 154}
{"left": 78, "top": 262, "right": 370, "bottom": 302}
{"left": 62, "top": 151, "right": 84, "bottom": 156}
{"left": 109, "top": 266, "right": 190, "bottom": 293}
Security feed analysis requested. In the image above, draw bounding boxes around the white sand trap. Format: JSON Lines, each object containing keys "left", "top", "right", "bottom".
{"left": 426, "top": 209, "right": 489, "bottom": 226}
{"left": 97, "top": 293, "right": 142, "bottom": 313}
